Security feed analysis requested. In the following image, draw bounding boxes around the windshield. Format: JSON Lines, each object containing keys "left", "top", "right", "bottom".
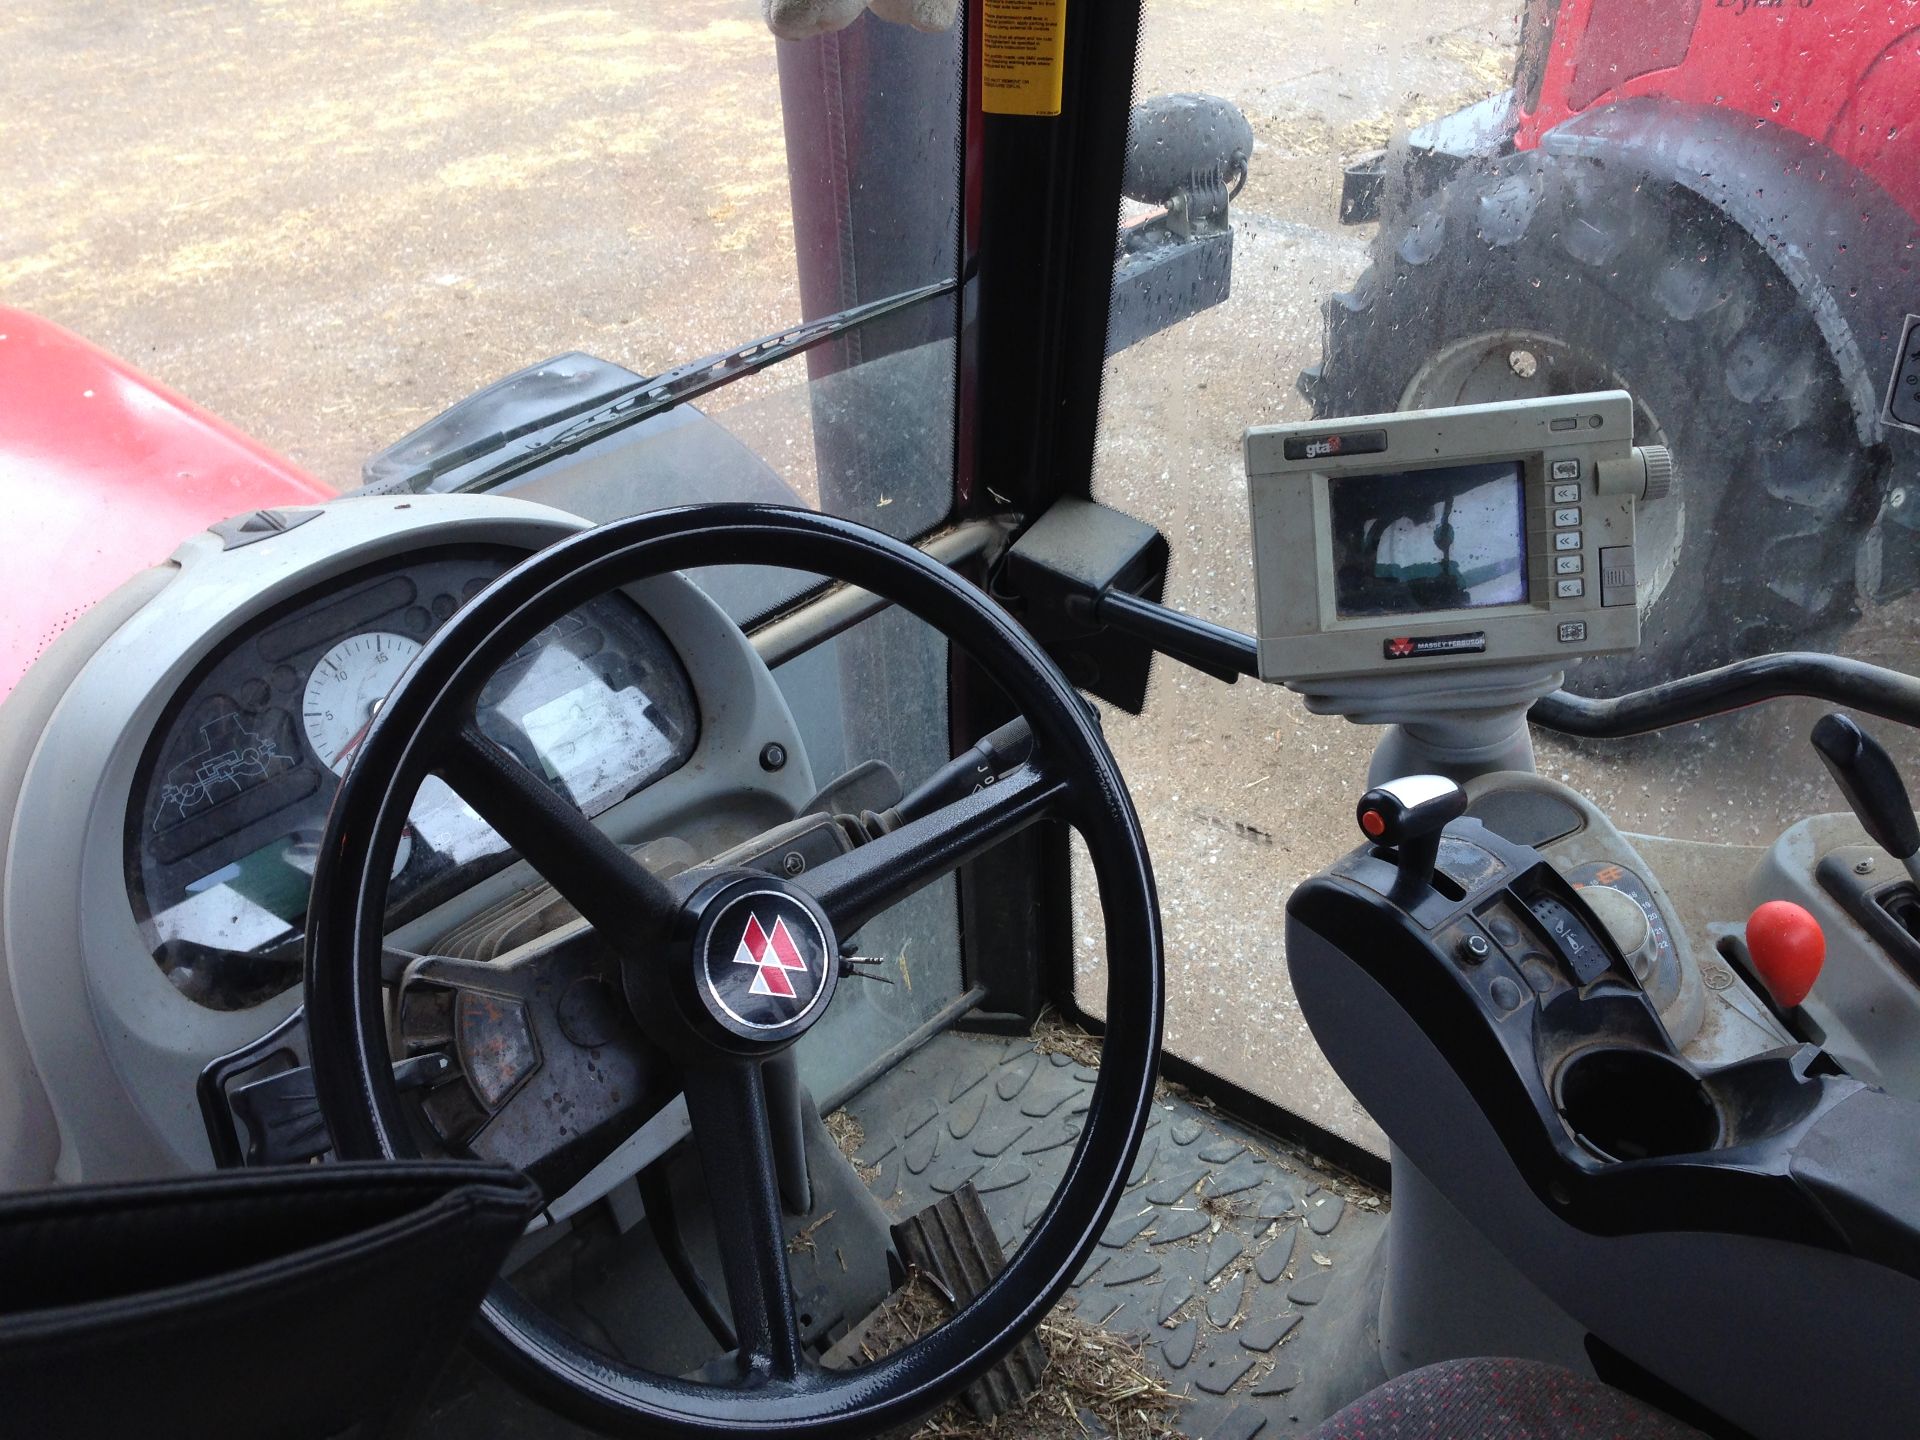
{"left": 0, "top": 1, "right": 964, "bottom": 589}
{"left": 1082, "top": 0, "right": 1920, "bottom": 1156}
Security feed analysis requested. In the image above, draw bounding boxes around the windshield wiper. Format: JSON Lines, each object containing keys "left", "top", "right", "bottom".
{"left": 373, "top": 280, "right": 956, "bottom": 497}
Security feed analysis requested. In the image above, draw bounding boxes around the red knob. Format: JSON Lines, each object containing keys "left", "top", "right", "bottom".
{"left": 1746, "top": 900, "right": 1826, "bottom": 1009}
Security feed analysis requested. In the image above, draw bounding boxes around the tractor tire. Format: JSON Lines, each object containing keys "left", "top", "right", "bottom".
{"left": 1300, "top": 149, "right": 1879, "bottom": 692}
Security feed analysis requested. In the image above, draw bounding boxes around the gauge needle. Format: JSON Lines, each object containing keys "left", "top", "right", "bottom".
{"left": 333, "top": 699, "right": 386, "bottom": 769}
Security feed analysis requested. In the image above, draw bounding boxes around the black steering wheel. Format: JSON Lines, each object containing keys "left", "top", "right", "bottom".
{"left": 307, "top": 505, "right": 1164, "bottom": 1436}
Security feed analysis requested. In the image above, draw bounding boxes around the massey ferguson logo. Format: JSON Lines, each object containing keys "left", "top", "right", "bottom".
{"left": 702, "top": 891, "right": 831, "bottom": 1035}
{"left": 732, "top": 912, "right": 811, "bottom": 999}
{"left": 1383, "top": 631, "right": 1488, "bottom": 660}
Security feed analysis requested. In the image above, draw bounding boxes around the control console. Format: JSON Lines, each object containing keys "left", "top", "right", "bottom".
{"left": 1286, "top": 773, "right": 1920, "bottom": 1439}
{"left": 1323, "top": 775, "right": 1649, "bottom": 1055}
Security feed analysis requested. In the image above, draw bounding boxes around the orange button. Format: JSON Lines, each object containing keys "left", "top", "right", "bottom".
{"left": 1360, "top": 809, "right": 1386, "bottom": 838}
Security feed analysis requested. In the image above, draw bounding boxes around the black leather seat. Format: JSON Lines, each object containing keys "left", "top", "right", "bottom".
{"left": 0, "top": 1161, "right": 540, "bottom": 1440}
{"left": 1308, "top": 1358, "right": 1709, "bottom": 1439}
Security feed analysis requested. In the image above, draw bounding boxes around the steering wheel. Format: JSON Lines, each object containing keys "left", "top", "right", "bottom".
{"left": 306, "top": 505, "right": 1164, "bottom": 1436}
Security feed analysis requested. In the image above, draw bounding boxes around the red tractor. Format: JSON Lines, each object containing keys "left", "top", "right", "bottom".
{"left": 1305, "top": 0, "right": 1920, "bottom": 683}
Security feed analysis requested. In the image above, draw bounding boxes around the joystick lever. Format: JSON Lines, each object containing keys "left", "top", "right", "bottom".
{"left": 1811, "top": 713, "right": 1920, "bottom": 888}
{"left": 1357, "top": 775, "right": 1467, "bottom": 903}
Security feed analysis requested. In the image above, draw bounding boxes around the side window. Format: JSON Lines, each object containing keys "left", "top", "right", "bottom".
{"left": 1085, "top": 1, "right": 1920, "bottom": 1154}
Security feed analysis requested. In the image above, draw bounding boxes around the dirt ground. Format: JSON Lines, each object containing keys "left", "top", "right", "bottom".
{"left": 0, "top": 1, "right": 809, "bottom": 485}
{"left": 6, "top": 1, "right": 1918, "bottom": 1155}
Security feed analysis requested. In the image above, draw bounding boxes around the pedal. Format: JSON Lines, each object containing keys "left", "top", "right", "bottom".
{"left": 890, "top": 1183, "right": 1045, "bottom": 1419}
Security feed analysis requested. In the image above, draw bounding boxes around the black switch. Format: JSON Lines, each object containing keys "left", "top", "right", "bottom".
{"left": 1524, "top": 893, "right": 1610, "bottom": 985}
{"left": 1812, "top": 712, "right": 1920, "bottom": 886}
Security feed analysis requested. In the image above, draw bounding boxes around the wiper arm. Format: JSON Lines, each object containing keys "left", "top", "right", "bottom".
{"left": 448, "top": 279, "right": 958, "bottom": 494}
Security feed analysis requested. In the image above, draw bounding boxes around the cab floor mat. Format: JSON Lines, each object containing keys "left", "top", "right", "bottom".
{"left": 836, "top": 1028, "right": 1390, "bottom": 1438}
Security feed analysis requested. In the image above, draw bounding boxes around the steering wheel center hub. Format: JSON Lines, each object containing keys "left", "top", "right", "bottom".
{"left": 683, "top": 878, "right": 838, "bottom": 1047}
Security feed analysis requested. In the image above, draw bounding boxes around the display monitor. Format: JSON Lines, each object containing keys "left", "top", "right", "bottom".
{"left": 1244, "top": 392, "right": 1669, "bottom": 683}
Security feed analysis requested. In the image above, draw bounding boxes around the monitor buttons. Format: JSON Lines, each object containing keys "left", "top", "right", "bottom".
{"left": 1551, "top": 482, "right": 1581, "bottom": 505}
{"left": 1553, "top": 506, "right": 1581, "bottom": 527}
{"left": 1551, "top": 459, "right": 1581, "bottom": 480}
{"left": 1555, "top": 554, "right": 1582, "bottom": 575}
{"left": 1554, "top": 531, "right": 1582, "bottom": 552}
{"left": 1556, "top": 577, "right": 1585, "bottom": 598}
{"left": 1557, "top": 620, "right": 1588, "bottom": 643}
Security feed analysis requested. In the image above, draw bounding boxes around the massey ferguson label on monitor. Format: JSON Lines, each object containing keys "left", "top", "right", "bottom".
{"left": 1383, "top": 632, "right": 1487, "bottom": 660}
{"left": 1282, "top": 428, "right": 1388, "bottom": 461}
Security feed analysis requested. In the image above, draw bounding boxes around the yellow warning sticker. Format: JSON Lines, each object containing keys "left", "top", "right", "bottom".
{"left": 982, "top": 0, "right": 1068, "bottom": 117}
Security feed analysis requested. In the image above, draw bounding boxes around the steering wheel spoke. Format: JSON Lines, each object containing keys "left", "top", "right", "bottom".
{"left": 438, "top": 722, "right": 679, "bottom": 943}
{"left": 799, "top": 759, "right": 1069, "bottom": 936}
{"left": 681, "top": 1059, "right": 808, "bottom": 1383}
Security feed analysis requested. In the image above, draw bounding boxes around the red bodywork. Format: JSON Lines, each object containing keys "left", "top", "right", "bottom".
{"left": 0, "top": 308, "right": 331, "bottom": 701}
{"left": 1513, "top": 0, "right": 1920, "bottom": 214}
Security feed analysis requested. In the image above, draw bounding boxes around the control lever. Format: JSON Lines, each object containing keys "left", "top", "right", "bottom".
{"left": 228, "top": 1052, "right": 450, "bottom": 1166}
{"left": 1811, "top": 713, "right": 1920, "bottom": 888}
{"left": 887, "top": 717, "right": 1035, "bottom": 828}
{"left": 1357, "top": 775, "right": 1467, "bottom": 902}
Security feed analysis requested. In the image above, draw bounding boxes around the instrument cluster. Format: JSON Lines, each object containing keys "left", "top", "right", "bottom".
{"left": 126, "top": 545, "right": 698, "bottom": 1010}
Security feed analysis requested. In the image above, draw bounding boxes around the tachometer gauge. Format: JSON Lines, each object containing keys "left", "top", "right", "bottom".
{"left": 302, "top": 631, "right": 423, "bottom": 775}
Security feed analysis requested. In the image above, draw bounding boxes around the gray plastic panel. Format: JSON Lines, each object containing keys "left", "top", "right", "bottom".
{"left": 1752, "top": 813, "right": 1920, "bottom": 1098}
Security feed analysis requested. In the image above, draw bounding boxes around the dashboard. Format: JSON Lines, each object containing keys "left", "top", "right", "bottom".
{"left": 0, "top": 495, "right": 818, "bottom": 1184}
{"left": 126, "top": 547, "right": 698, "bottom": 1011}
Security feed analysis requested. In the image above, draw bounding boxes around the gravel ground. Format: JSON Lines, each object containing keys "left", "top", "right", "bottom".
{"left": 6, "top": 0, "right": 1916, "bottom": 1156}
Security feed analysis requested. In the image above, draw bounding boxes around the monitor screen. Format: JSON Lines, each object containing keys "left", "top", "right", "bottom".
{"left": 1327, "top": 460, "right": 1528, "bottom": 618}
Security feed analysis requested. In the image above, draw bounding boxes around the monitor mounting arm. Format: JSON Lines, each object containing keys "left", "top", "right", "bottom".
{"left": 998, "top": 497, "right": 1920, "bottom": 770}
